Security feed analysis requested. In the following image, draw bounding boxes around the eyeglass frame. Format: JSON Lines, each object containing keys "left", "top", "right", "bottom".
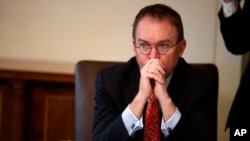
{"left": 134, "top": 40, "right": 181, "bottom": 55}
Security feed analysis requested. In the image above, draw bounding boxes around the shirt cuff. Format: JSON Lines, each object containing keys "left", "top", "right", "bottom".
{"left": 122, "top": 105, "right": 143, "bottom": 136}
{"left": 222, "top": 0, "right": 238, "bottom": 18}
{"left": 161, "top": 107, "right": 181, "bottom": 137}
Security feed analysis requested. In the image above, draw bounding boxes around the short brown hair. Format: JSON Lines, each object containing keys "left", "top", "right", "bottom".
{"left": 132, "top": 3, "right": 184, "bottom": 42}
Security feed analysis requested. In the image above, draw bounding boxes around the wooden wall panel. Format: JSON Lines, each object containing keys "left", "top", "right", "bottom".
{"left": 0, "top": 69, "right": 74, "bottom": 141}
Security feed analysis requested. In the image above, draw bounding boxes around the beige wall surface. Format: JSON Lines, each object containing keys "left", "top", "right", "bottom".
{"left": 0, "top": 0, "right": 243, "bottom": 141}
{"left": 0, "top": 0, "right": 218, "bottom": 64}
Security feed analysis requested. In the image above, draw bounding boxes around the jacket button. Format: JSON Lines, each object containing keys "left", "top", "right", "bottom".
{"left": 131, "top": 123, "right": 135, "bottom": 129}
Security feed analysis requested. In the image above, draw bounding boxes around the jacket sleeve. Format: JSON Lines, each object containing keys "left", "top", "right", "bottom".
{"left": 92, "top": 70, "right": 130, "bottom": 141}
{"left": 218, "top": 1, "right": 250, "bottom": 55}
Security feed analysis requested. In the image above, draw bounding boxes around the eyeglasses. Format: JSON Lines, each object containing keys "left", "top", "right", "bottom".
{"left": 134, "top": 41, "right": 179, "bottom": 55}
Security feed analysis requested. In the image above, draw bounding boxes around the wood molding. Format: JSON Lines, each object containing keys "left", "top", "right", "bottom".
{"left": 0, "top": 69, "right": 74, "bottom": 83}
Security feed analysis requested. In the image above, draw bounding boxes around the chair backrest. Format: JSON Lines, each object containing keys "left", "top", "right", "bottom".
{"left": 74, "top": 60, "right": 121, "bottom": 141}
{"left": 74, "top": 60, "right": 218, "bottom": 141}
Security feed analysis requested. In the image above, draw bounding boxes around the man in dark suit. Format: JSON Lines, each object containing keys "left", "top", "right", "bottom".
{"left": 93, "top": 3, "right": 218, "bottom": 141}
{"left": 218, "top": 0, "right": 250, "bottom": 140}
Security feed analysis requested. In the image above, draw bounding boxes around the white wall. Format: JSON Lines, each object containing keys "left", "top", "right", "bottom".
{"left": 0, "top": 0, "right": 242, "bottom": 140}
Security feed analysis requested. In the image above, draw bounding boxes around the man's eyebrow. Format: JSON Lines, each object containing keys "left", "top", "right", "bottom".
{"left": 137, "top": 39, "right": 149, "bottom": 43}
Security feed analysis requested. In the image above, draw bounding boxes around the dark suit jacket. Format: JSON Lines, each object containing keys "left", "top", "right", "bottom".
{"left": 93, "top": 57, "right": 218, "bottom": 141}
{"left": 218, "top": 0, "right": 250, "bottom": 130}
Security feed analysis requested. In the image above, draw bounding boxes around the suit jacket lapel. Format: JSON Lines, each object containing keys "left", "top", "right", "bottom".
{"left": 168, "top": 57, "right": 189, "bottom": 109}
{"left": 121, "top": 57, "right": 141, "bottom": 105}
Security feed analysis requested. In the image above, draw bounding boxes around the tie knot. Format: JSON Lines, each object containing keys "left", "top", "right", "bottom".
{"left": 149, "top": 94, "right": 156, "bottom": 102}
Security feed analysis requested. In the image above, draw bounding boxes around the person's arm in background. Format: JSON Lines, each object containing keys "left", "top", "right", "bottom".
{"left": 218, "top": 0, "right": 250, "bottom": 54}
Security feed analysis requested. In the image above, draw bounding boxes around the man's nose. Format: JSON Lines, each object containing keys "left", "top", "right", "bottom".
{"left": 149, "top": 47, "right": 160, "bottom": 59}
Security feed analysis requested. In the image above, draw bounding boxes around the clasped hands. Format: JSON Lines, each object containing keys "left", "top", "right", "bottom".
{"left": 139, "top": 58, "right": 169, "bottom": 102}
{"left": 130, "top": 58, "right": 175, "bottom": 120}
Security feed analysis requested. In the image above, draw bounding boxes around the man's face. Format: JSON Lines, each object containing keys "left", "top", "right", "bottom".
{"left": 133, "top": 16, "right": 186, "bottom": 77}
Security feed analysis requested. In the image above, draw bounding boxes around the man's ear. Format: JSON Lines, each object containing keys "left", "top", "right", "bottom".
{"left": 132, "top": 40, "right": 137, "bottom": 55}
{"left": 178, "top": 39, "right": 186, "bottom": 57}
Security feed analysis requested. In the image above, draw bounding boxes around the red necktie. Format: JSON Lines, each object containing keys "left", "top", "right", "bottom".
{"left": 143, "top": 94, "right": 161, "bottom": 141}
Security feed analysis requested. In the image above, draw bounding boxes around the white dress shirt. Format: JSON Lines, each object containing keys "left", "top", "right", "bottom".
{"left": 222, "top": 0, "right": 239, "bottom": 17}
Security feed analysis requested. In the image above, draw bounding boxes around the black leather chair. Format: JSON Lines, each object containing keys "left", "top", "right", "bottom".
{"left": 74, "top": 60, "right": 218, "bottom": 141}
